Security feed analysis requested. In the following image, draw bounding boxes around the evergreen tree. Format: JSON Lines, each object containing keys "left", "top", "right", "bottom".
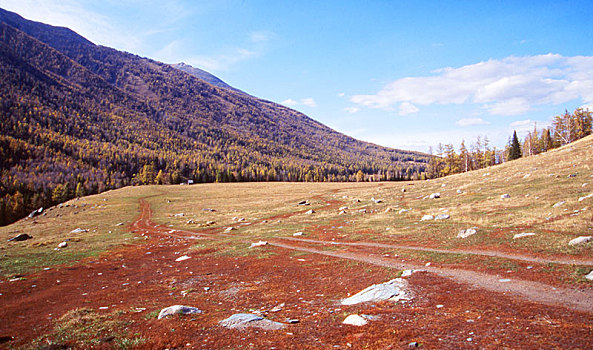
{"left": 508, "top": 130, "right": 522, "bottom": 161}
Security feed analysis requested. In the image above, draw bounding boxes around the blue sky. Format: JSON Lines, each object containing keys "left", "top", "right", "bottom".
{"left": 2, "top": 0, "right": 593, "bottom": 152}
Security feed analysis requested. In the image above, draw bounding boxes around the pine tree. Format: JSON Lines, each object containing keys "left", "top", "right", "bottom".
{"left": 508, "top": 130, "right": 522, "bottom": 161}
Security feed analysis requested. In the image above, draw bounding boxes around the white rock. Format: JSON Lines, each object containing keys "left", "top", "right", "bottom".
{"left": 305, "top": 209, "right": 315, "bottom": 215}
{"left": 568, "top": 236, "right": 593, "bottom": 246}
{"left": 434, "top": 214, "right": 450, "bottom": 220}
{"left": 501, "top": 194, "right": 511, "bottom": 199}
{"left": 552, "top": 201, "right": 566, "bottom": 208}
{"left": 429, "top": 193, "right": 440, "bottom": 199}
{"left": 249, "top": 241, "right": 268, "bottom": 248}
{"left": 219, "top": 313, "right": 285, "bottom": 330}
{"left": 293, "top": 232, "right": 304, "bottom": 236}
{"left": 457, "top": 228, "right": 477, "bottom": 239}
{"left": 224, "top": 227, "right": 236, "bottom": 232}
{"left": 343, "top": 314, "right": 368, "bottom": 326}
{"left": 513, "top": 232, "right": 536, "bottom": 239}
{"left": 585, "top": 270, "right": 593, "bottom": 281}
{"left": 339, "top": 210, "right": 347, "bottom": 215}
{"left": 175, "top": 255, "right": 191, "bottom": 262}
{"left": 398, "top": 209, "right": 409, "bottom": 214}
{"left": 157, "top": 305, "right": 201, "bottom": 319}
{"left": 400, "top": 269, "right": 415, "bottom": 278}
{"left": 420, "top": 215, "right": 434, "bottom": 221}
{"left": 58, "top": 242, "right": 68, "bottom": 248}
{"left": 341, "top": 278, "right": 410, "bottom": 305}
{"left": 70, "top": 228, "right": 88, "bottom": 233}
{"left": 578, "top": 193, "right": 593, "bottom": 202}
{"left": 456, "top": 189, "right": 463, "bottom": 194}
{"left": 174, "top": 213, "right": 184, "bottom": 217}
{"left": 339, "top": 206, "right": 348, "bottom": 211}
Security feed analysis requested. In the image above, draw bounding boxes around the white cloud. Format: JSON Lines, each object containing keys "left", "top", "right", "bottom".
{"left": 184, "top": 47, "right": 258, "bottom": 72}
{"left": 282, "top": 98, "right": 317, "bottom": 108}
{"left": 338, "top": 92, "right": 345, "bottom": 97}
{"left": 456, "top": 118, "right": 490, "bottom": 127}
{"left": 398, "top": 102, "right": 419, "bottom": 115}
{"left": 351, "top": 54, "right": 593, "bottom": 116}
{"left": 344, "top": 107, "right": 360, "bottom": 114}
{"left": 249, "top": 31, "right": 273, "bottom": 43}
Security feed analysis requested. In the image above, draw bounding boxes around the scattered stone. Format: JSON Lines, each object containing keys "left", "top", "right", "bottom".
{"left": 457, "top": 228, "right": 477, "bottom": 239}
{"left": 401, "top": 188, "right": 406, "bottom": 193}
{"left": 70, "top": 228, "right": 88, "bottom": 233}
{"left": 383, "top": 208, "right": 392, "bottom": 213}
{"left": 358, "top": 209, "right": 367, "bottom": 213}
{"left": 293, "top": 232, "right": 304, "bottom": 236}
{"left": 270, "top": 303, "right": 284, "bottom": 312}
{"left": 343, "top": 314, "right": 367, "bottom": 326}
{"left": 341, "top": 278, "right": 410, "bottom": 305}
{"left": 408, "top": 341, "right": 419, "bottom": 348}
{"left": 456, "top": 189, "right": 463, "bottom": 194}
{"left": 305, "top": 209, "right": 315, "bottom": 215}
{"left": 339, "top": 206, "right": 348, "bottom": 211}
{"left": 27, "top": 207, "right": 43, "bottom": 219}
{"left": 513, "top": 232, "right": 536, "bottom": 239}
{"left": 434, "top": 214, "right": 450, "bottom": 220}
{"left": 371, "top": 197, "right": 383, "bottom": 204}
{"left": 58, "top": 242, "right": 68, "bottom": 248}
{"left": 582, "top": 183, "right": 589, "bottom": 187}
{"left": 115, "top": 222, "right": 124, "bottom": 226}
{"left": 203, "top": 208, "right": 216, "bottom": 212}
{"left": 175, "top": 255, "right": 191, "bottom": 262}
{"left": 249, "top": 241, "right": 268, "bottom": 248}
{"left": 224, "top": 227, "right": 236, "bottom": 233}
{"left": 400, "top": 269, "right": 415, "bottom": 278}
{"left": 501, "top": 194, "right": 511, "bottom": 199}
{"left": 286, "top": 318, "right": 300, "bottom": 324}
{"left": 436, "top": 304, "right": 444, "bottom": 309}
{"left": 441, "top": 183, "right": 447, "bottom": 187}
{"left": 219, "top": 313, "right": 285, "bottom": 330}
{"left": 174, "top": 213, "right": 184, "bottom": 217}
{"left": 523, "top": 173, "right": 531, "bottom": 179}
{"left": 585, "top": 271, "right": 593, "bottom": 281}
{"left": 578, "top": 193, "right": 593, "bottom": 202}
{"left": 206, "top": 221, "right": 215, "bottom": 225}
{"left": 568, "top": 236, "right": 593, "bottom": 246}
{"left": 8, "top": 233, "right": 33, "bottom": 242}
{"left": 339, "top": 210, "right": 347, "bottom": 215}
{"left": 157, "top": 305, "right": 202, "bottom": 319}
{"left": 552, "top": 201, "right": 566, "bottom": 208}
{"left": 568, "top": 173, "right": 577, "bottom": 178}
{"left": 420, "top": 215, "right": 434, "bottom": 221}
{"left": 429, "top": 193, "right": 440, "bottom": 199}
{"left": 298, "top": 200, "right": 310, "bottom": 206}
{"left": 186, "top": 219, "right": 195, "bottom": 224}
{"left": 398, "top": 209, "right": 409, "bottom": 214}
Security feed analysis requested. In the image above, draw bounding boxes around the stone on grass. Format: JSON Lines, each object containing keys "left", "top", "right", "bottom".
{"left": 58, "top": 242, "right": 68, "bottom": 248}
{"left": 249, "top": 241, "right": 268, "bottom": 248}
{"left": 399, "top": 209, "right": 409, "bottom": 214}
{"left": 157, "top": 305, "right": 202, "bottom": 319}
{"left": 70, "top": 228, "right": 88, "bottom": 233}
{"left": 429, "top": 193, "right": 440, "bottom": 199}
{"left": 456, "top": 189, "right": 463, "bottom": 194}
{"left": 343, "top": 314, "right": 367, "bottom": 326}
{"left": 501, "top": 194, "right": 511, "bottom": 199}
{"left": 341, "top": 278, "right": 410, "bottom": 305}
{"left": 219, "top": 313, "right": 285, "bottom": 330}
{"left": 339, "top": 206, "right": 348, "bottom": 211}
{"left": 28, "top": 207, "right": 43, "bottom": 219}
{"left": 578, "top": 193, "right": 593, "bottom": 202}
{"left": 420, "top": 215, "right": 434, "bottom": 221}
{"left": 305, "top": 209, "right": 315, "bottom": 215}
{"left": 8, "top": 233, "right": 33, "bottom": 242}
{"left": 585, "top": 271, "right": 593, "bottom": 281}
{"left": 298, "top": 200, "right": 310, "bottom": 206}
{"left": 513, "top": 232, "right": 536, "bottom": 239}
{"left": 400, "top": 269, "right": 415, "bottom": 278}
{"left": 552, "top": 201, "right": 566, "bottom": 208}
{"left": 434, "top": 214, "right": 450, "bottom": 220}
{"left": 175, "top": 255, "right": 191, "bottom": 262}
{"left": 339, "top": 210, "right": 347, "bottom": 215}
{"left": 568, "top": 236, "right": 593, "bottom": 246}
{"left": 224, "top": 227, "right": 236, "bottom": 233}
{"left": 457, "top": 228, "right": 477, "bottom": 239}
{"left": 293, "top": 231, "right": 304, "bottom": 236}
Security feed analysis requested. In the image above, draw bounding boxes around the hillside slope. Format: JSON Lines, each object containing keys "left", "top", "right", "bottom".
{"left": 0, "top": 8, "right": 429, "bottom": 225}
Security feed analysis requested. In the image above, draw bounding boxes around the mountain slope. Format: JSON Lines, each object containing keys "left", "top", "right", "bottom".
{"left": 0, "top": 8, "right": 430, "bottom": 225}
{"left": 171, "top": 62, "right": 246, "bottom": 95}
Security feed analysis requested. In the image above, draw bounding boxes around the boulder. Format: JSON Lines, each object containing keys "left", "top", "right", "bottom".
{"left": 568, "top": 236, "right": 593, "bottom": 246}
{"left": 27, "top": 207, "right": 43, "bottom": 219}
{"left": 585, "top": 270, "right": 593, "bottom": 281}
{"left": 219, "top": 313, "right": 285, "bottom": 330}
{"left": 341, "top": 278, "right": 410, "bottom": 305}
{"left": 429, "top": 193, "right": 440, "bottom": 199}
{"left": 58, "top": 242, "right": 68, "bottom": 248}
{"left": 457, "top": 228, "right": 477, "bottom": 239}
{"left": 513, "top": 232, "right": 536, "bottom": 239}
{"left": 343, "top": 314, "right": 368, "bottom": 326}
{"left": 157, "top": 305, "right": 202, "bottom": 319}
{"left": 8, "top": 233, "right": 33, "bottom": 242}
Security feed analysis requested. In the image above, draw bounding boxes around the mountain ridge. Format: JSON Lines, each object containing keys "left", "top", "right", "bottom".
{"left": 0, "top": 7, "right": 429, "bottom": 225}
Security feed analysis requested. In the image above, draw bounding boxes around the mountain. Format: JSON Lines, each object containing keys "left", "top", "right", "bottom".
{"left": 171, "top": 62, "right": 246, "bottom": 95}
{"left": 0, "top": 8, "right": 430, "bottom": 225}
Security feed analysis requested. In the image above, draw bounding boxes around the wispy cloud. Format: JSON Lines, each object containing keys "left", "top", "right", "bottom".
{"left": 456, "top": 118, "right": 490, "bottom": 127}
{"left": 351, "top": 54, "right": 593, "bottom": 116}
{"left": 281, "top": 98, "right": 317, "bottom": 108}
{"left": 398, "top": 102, "right": 419, "bottom": 116}
{"left": 344, "top": 107, "right": 359, "bottom": 114}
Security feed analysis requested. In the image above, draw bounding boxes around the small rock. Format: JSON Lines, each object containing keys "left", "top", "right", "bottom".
{"left": 174, "top": 213, "right": 184, "bottom": 217}
{"left": 552, "top": 201, "right": 566, "bottom": 208}
{"left": 70, "top": 228, "right": 88, "bottom": 233}
{"left": 585, "top": 271, "right": 593, "bottom": 281}
{"left": 249, "top": 241, "right": 268, "bottom": 248}
{"left": 203, "top": 208, "right": 216, "bottom": 212}
{"left": 298, "top": 200, "right": 310, "bottom": 206}
{"left": 339, "top": 210, "right": 347, "bottom": 215}
{"left": 224, "top": 227, "right": 236, "bottom": 232}
{"left": 286, "top": 318, "right": 300, "bottom": 324}
{"left": 501, "top": 194, "right": 511, "bottom": 199}
{"left": 400, "top": 269, "right": 415, "bottom": 278}
{"left": 429, "top": 193, "right": 440, "bottom": 199}
{"left": 457, "top": 228, "right": 477, "bottom": 239}
{"left": 408, "top": 342, "right": 419, "bottom": 348}
{"left": 305, "top": 209, "right": 315, "bottom": 215}
{"left": 456, "top": 189, "right": 463, "bottom": 194}
{"left": 8, "top": 233, "right": 33, "bottom": 242}
{"left": 115, "top": 222, "right": 124, "bottom": 226}
{"left": 398, "top": 209, "right": 409, "bottom": 214}
{"left": 339, "top": 206, "right": 348, "bottom": 211}
{"left": 175, "top": 255, "right": 191, "bottom": 262}
{"left": 371, "top": 197, "right": 383, "bottom": 204}
{"left": 206, "top": 221, "right": 215, "bottom": 225}
{"left": 420, "top": 215, "right": 434, "bottom": 221}
{"left": 58, "top": 242, "right": 68, "bottom": 248}
{"left": 27, "top": 207, "right": 43, "bottom": 219}
{"left": 343, "top": 314, "right": 367, "bottom": 326}
{"left": 219, "top": 313, "right": 285, "bottom": 330}
{"left": 157, "top": 305, "right": 202, "bottom": 319}
{"left": 384, "top": 208, "right": 392, "bottom": 213}
{"left": 401, "top": 188, "right": 406, "bottom": 193}
{"left": 270, "top": 303, "right": 284, "bottom": 312}
{"left": 513, "top": 232, "right": 536, "bottom": 239}
{"left": 568, "top": 236, "right": 593, "bottom": 246}
{"left": 186, "top": 219, "right": 195, "bottom": 224}
{"left": 578, "top": 193, "right": 593, "bottom": 202}
{"left": 434, "top": 214, "right": 450, "bottom": 220}
{"left": 293, "top": 232, "right": 304, "bottom": 236}
{"left": 341, "top": 278, "right": 410, "bottom": 305}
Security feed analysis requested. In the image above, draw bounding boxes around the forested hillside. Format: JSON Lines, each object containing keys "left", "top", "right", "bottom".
{"left": 0, "top": 8, "right": 429, "bottom": 225}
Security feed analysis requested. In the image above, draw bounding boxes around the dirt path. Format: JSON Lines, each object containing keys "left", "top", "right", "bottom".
{"left": 276, "top": 236, "right": 593, "bottom": 266}
{"left": 132, "top": 199, "right": 593, "bottom": 314}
